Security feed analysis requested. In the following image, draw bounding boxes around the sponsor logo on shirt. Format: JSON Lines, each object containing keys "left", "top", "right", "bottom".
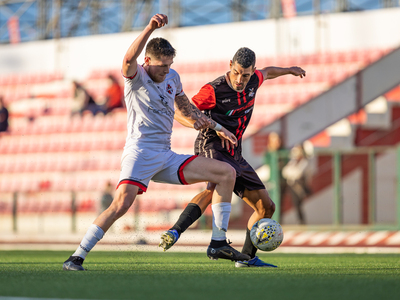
{"left": 222, "top": 98, "right": 231, "bottom": 103}
{"left": 144, "top": 95, "right": 174, "bottom": 117}
{"left": 159, "top": 95, "right": 168, "bottom": 107}
{"left": 225, "top": 98, "right": 255, "bottom": 116}
{"left": 244, "top": 107, "right": 253, "bottom": 114}
{"left": 148, "top": 106, "right": 173, "bottom": 117}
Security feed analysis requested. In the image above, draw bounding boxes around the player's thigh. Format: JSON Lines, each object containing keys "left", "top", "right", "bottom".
{"left": 182, "top": 156, "right": 235, "bottom": 184}
{"left": 119, "top": 148, "right": 162, "bottom": 193}
{"left": 112, "top": 182, "right": 139, "bottom": 211}
{"left": 242, "top": 188, "right": 274, "bottom": 212}
{"left": 151, "top": 153, "right": 194, "bottom": 185}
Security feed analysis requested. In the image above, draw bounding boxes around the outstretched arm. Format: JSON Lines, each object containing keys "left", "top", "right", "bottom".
{"left": 259, "top": 66, "right": 306, "bottom": 81}
{"left": 122, "top": 14, "right": 168, "bottom": 78}
{"left": 174, "top": 94, "right": 237, "bottom": 149}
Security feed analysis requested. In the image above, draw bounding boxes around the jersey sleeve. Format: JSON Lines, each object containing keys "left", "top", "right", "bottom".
{"left": 123, "top": 65, "right": 143, "bottom": 90}
{"left": 255, "top": 70, "right": 264, "bottom": 88}
{"left": 192, "top": 84, "right": 216, "bottom": 110}
{"left": 174, "top": 71, "right": 185, "bottom": 97}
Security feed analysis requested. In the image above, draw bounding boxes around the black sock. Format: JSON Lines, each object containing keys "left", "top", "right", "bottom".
{"left": 241, "top": 228, "right": 258, "bottom": 258}
{"left": 170, "top": 203, "right": 202, "bottom": 235}
{"left": 209, "top": 239, "right": 228, "bottom": 248}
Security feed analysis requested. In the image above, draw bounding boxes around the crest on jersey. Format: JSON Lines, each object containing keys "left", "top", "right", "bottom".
{"left": 249, "top": 88, "right": 255, "bottom": 98}
{"left": 166, "top": 84, "right": 173, "bottom": 94}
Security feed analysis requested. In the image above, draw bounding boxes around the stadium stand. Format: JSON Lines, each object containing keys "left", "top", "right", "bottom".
{"left": 0, "top": 47, "right": 398, "bottom": 229}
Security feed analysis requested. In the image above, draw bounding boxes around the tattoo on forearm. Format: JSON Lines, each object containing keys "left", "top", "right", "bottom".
{"left": 175, "top": 94, "right": 215, "bottom": 127}
{"left": 208, "top": 118, "right": 216, "bottom": 128}
{"left": 189, "top": 103, "right": 203, "bottom": 119}
{"left": 175, "top": 95, "right": 194, "bottom": 117}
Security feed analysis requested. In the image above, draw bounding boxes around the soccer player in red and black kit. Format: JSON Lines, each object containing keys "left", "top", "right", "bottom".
{"left": 159, "top": 47, "right": 306, "bottom": 267}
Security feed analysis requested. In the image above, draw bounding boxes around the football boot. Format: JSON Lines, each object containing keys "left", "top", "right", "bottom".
{"left": 159, "top": 229, "right": 179, "bottom": 251}
{"left": 235, "top": 256, "right": 278, "bottom": 268}
{"left": 63, "top": 256, "right": 85, "bottom": 271}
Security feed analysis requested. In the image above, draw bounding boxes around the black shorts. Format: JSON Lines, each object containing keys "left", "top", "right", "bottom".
{"left": 195, "top": 147, "right": 265, "bottom": 198}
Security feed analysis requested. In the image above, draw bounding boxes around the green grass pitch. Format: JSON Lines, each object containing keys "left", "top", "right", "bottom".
{"left": 0, "top": 250, "right": 399, "bottom": 300}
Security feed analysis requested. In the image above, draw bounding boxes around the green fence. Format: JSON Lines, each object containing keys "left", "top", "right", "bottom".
{"left": 265, "top": 145, "right": 400, "bottom": 229}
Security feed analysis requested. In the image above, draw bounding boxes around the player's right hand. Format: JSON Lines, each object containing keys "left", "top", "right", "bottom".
{"left": 193, "top": 115, "right": 210, "bottom": 130}
{"left": 216, "top": 127, "right": 237, "bottom": 151}
{"left": 149, "top": 14, "right": 168, "bottom": 30}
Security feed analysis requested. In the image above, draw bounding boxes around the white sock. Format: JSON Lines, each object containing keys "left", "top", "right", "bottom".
{"left": 211, "top": 202, "right": 231, "bottom": 241}
{"left": 72, "top": 224, "right": 104, "bottom": 259}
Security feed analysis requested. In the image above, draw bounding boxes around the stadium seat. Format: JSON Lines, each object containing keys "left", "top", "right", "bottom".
{"left": 0, "top": 48, "right": 391, "bottom": 221}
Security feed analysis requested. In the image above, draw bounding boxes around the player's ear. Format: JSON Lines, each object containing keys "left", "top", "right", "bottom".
{"left": 229, "top": 60, "right": 233, "bottom": 69}
{"left": 144, "top": 56, "right": 151, "bottom": 66}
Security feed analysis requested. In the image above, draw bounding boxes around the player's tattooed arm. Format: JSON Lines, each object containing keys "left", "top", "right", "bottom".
{"left": 174, "top": 94, "right": 237, "bottom": 148}
{"left": 174, "top": 94, "right": 215, "bottom": 130}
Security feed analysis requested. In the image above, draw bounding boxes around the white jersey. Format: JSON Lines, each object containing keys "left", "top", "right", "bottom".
{"left": 123, "top": 64, "right": 184, "bottom": 150}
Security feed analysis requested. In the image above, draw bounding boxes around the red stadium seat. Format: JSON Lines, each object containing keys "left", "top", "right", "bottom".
{"left": 0, "top": 48, "right": 390, "bottom": 216}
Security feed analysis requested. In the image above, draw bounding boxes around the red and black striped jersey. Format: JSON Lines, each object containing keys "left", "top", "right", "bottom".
{"left": 193, "top": 70, "right": 264, "bottom": 159}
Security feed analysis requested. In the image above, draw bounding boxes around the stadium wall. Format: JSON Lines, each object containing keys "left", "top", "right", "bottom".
{"left": 0, "top": 8, "right": 400, "bottom": 79}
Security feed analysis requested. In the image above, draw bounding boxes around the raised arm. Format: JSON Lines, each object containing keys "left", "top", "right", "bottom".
{"left": 259, "top": 66, "right": 306, "bottom": 81}
{"left": 122, "top": 14, "right": 168, "bottom": 78}
{"left": 174, "top": 94, "right": 237, "bottom": 149}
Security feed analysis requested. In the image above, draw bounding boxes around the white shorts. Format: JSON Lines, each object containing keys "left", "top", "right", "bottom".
{"left": 117, "top": 147, "right": 197, "bottom": 194}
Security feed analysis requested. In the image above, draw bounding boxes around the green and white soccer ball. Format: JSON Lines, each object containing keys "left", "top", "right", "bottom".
{"left": 250, "top": 218, "right": 284, "bottom": 251}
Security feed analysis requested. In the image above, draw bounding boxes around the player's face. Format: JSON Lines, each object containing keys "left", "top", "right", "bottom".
{"left": 145, "top": 55, "right": 174, "bottom": 83}
{"left": 229, "top": 60, "right": 255, "bottom": 91}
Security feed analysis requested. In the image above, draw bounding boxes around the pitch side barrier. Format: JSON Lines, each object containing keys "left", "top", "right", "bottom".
{"left": 266, "top": 145, "right": 400, "bottom": 230}
{"left": 242, "top": 46, "right": 400, "bottom": 169}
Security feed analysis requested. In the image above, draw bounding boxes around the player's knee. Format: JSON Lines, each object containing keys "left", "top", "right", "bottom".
{"left": 222, "top": 164, "right": 236, "bottom": 184}
{"left": 254, "top": 205, "right": 265, "bottom": 217}
{"left": 258, "top": 199, "right": 275, "bottom": 218}
{"left": 263, "top": 200, "right": 275, "bottom": 218}
{"left": 213, "top": 163, "right": 235, "bottom": 186}
{"left": 269, "top": 200, "right": 276, "bottom": 215}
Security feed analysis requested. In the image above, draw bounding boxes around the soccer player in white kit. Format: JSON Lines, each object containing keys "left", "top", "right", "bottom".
{"left": 63, "top": 14, "right": 251, "bottom": 271}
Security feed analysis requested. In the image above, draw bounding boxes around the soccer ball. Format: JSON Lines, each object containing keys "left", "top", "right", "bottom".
{"left": 250, "top": 218, "right": 284, "bottom": 251}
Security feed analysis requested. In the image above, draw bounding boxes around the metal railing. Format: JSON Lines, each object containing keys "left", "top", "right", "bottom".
{"left": 266, "top": 145, "right": 400, "bottom": 229}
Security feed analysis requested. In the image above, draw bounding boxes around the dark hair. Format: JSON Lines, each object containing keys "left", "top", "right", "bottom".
{"left": 232, "top": 47, "right": 256, "bottom": 68}
{"left": 145, "top": 37, "right": 176, "bottom": 59}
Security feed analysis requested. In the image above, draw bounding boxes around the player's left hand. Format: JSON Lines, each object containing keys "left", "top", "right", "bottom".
{"left": 216, "top": 127, "right": 237, "bottom": 151}
{"left": 290, "top": 66, "right": 306, "bottom": 78}
{"left": 193, "top": 116, "right": 211, "bottom": 130}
